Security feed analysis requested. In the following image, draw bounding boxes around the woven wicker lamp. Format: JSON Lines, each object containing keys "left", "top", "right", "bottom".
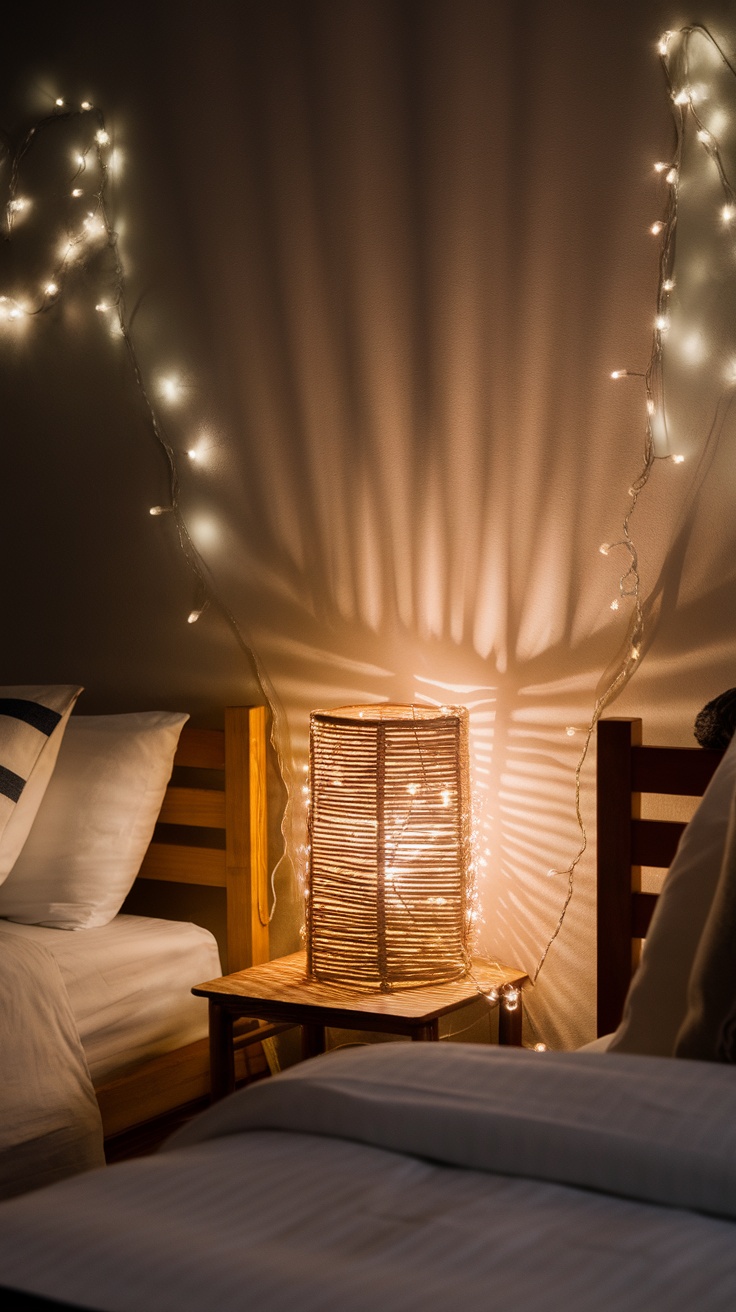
{"left": 306, "top": 704, "right": 472, "bottom": 992}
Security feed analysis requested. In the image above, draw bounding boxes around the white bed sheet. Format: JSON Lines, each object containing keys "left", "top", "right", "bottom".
{"left": 0, "top": 914, "right": 221, "bottom": 1083}
{"left": 1, "top": 1044, "right": 735, "bottom": 1311}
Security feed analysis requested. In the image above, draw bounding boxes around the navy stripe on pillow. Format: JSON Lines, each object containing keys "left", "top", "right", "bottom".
{"left": 0, "top": 699, "right": 62, "bottom": 738}
{"left": 0, "top": 764, "right": 25, "bottom": 803}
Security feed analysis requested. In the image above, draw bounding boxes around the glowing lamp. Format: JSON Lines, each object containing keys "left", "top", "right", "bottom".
{"left": 307, "top": 704, "right": 471, "bottom": 992}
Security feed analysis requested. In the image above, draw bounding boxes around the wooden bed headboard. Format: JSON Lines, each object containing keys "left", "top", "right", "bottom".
{"left": 99, "top": 705, "right": 272, "bottom": 1146}
{"left": 596, "top": 717, "right": 723, "bottom": 1037}
{"left": 137, "top": 705, "right": 269, "bottom": 973}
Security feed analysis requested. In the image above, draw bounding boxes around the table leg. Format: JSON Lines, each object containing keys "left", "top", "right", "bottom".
{"left": 301, "top": 1023, "right": 326, "bottom": 1059}
{"left": 498, "top": 997, "right": 523, "bottom": 1047}
{"left": 209, "top": 1001, "right": 235, "bottom": 1102}
{"left": 411, "top": 1021, "right": 439, "bottom": 1041}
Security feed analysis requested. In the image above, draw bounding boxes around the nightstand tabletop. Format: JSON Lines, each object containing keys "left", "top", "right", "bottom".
{"left": 194, "top": 950, "right": 527, "bottom": 1023}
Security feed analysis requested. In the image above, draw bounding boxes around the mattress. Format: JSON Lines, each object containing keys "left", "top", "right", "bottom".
{"left": 0, "top": 914, "right": 221, "bottom": 1083}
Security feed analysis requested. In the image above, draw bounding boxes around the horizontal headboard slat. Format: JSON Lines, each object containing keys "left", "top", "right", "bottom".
{"left": 138, "top": 844, "right": 227, "bottom": 886}
{"left": 630, "top": 818, "right": 687, "bottom": 868}
{"left": 173, "top": 728, "right": 226, "bottom": 770}
{"left": 157, "top": 787, "right": 226, "bottom": 829}
{"left": 631, "top": 744, "right": 723, "bottom": 795}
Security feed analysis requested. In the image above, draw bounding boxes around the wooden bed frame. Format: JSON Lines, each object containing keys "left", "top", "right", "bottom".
{"left": 596, "top": 716, "right": 724, "bottom": 1037}
{"left": 95, "top": 705, "right": 278, "bottom": 1145}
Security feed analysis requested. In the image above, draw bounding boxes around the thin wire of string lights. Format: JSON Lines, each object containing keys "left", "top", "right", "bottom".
{"left": 533, "top": 23, "right": 736, "bottom": 988}
{"left": 0, "top": 96, "right": 289, "bottom": 927}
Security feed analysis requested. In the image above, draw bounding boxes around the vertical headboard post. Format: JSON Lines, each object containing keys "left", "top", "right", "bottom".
{"left": 225, "top": 706, "right": 270, "bottom": 971}
{"left": 596, "top": 717, "right": 643, "bottom": 1036}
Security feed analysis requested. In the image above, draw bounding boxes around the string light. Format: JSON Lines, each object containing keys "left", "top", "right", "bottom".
{"left": 0, "top": 94, "right": 286, "bottom": 931}
{"left": 539, "top": 22, "right": 736, "bottom": 995}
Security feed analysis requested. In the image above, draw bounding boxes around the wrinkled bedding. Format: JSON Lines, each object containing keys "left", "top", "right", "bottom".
{"left": 0, "top": 915, "right": 220, "bottom": 1082}
{"left": 0, "top": 929, "right": 104, "bottom": 1201}
{"left": 0, "top": 1043, "right": 735, "bottom": 1311}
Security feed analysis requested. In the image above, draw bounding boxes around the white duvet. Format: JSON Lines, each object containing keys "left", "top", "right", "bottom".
{"left": 0, "top": 932, "right": 104, "bottom": 1201}
{"left": 0, "top": 1042, "right": 735, "bottom": 1310}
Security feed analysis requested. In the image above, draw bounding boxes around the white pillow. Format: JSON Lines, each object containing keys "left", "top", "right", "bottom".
{"left": 608, "top": 728, "right": 736, "bottom": 1056}
{"left": 0, "top": 711, "right": 188, "bottom": 929}
{"left": 0, "top": 685, "right": 83, "bottom": 885}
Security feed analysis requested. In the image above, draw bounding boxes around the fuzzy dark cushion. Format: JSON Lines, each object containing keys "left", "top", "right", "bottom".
{"left": 694, "top": 688, "right": 736, "bottom": 749}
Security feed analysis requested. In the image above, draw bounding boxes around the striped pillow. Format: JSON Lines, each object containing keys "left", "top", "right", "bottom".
{"left": 0, "top": 686, "right": 83, "bottom": 884}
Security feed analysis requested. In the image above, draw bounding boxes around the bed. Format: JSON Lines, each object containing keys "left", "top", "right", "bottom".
{"left": 0, "top": 713, "right": 735, "bottom": 1311}
{"left": 0, "top": 700, "right": 275, "bottom": 1196}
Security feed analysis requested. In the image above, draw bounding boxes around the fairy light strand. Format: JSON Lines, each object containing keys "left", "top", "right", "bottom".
{"left": 1, "top": 96, "right": 292, "bottom": 926}
{"left": 534, "top": 23, "right": 736, "bottom": 989}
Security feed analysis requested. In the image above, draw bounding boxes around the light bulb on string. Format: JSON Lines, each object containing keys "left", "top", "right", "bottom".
{"left": 650, "top": 220, "right": 665, "bottom": 235}
{"left": 159, "top": 375, "right": 183, "bottom": 404}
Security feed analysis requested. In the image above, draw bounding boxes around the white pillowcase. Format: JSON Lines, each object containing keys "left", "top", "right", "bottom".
{"left": 0, "top": 711, "right": 189, "bottom": 930}
{"left": 608, "top": 728, "right": 736, "bottom": 1057}
{"left": 0, "top": 685, "right": 83, "bottom": 886}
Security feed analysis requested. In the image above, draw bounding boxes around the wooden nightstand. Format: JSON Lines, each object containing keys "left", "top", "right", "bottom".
{"left": 193, "top": 950, "right": 528, "bottom": 1101}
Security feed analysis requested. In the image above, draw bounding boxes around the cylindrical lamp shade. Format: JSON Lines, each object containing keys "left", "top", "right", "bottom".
{"left": 307, "top": 704, "right": 472, "bottom": 991}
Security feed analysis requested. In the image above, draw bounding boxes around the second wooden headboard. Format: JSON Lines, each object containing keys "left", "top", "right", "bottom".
{"left": 596, "top": 717, "right": 723, "bottom": 1037}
